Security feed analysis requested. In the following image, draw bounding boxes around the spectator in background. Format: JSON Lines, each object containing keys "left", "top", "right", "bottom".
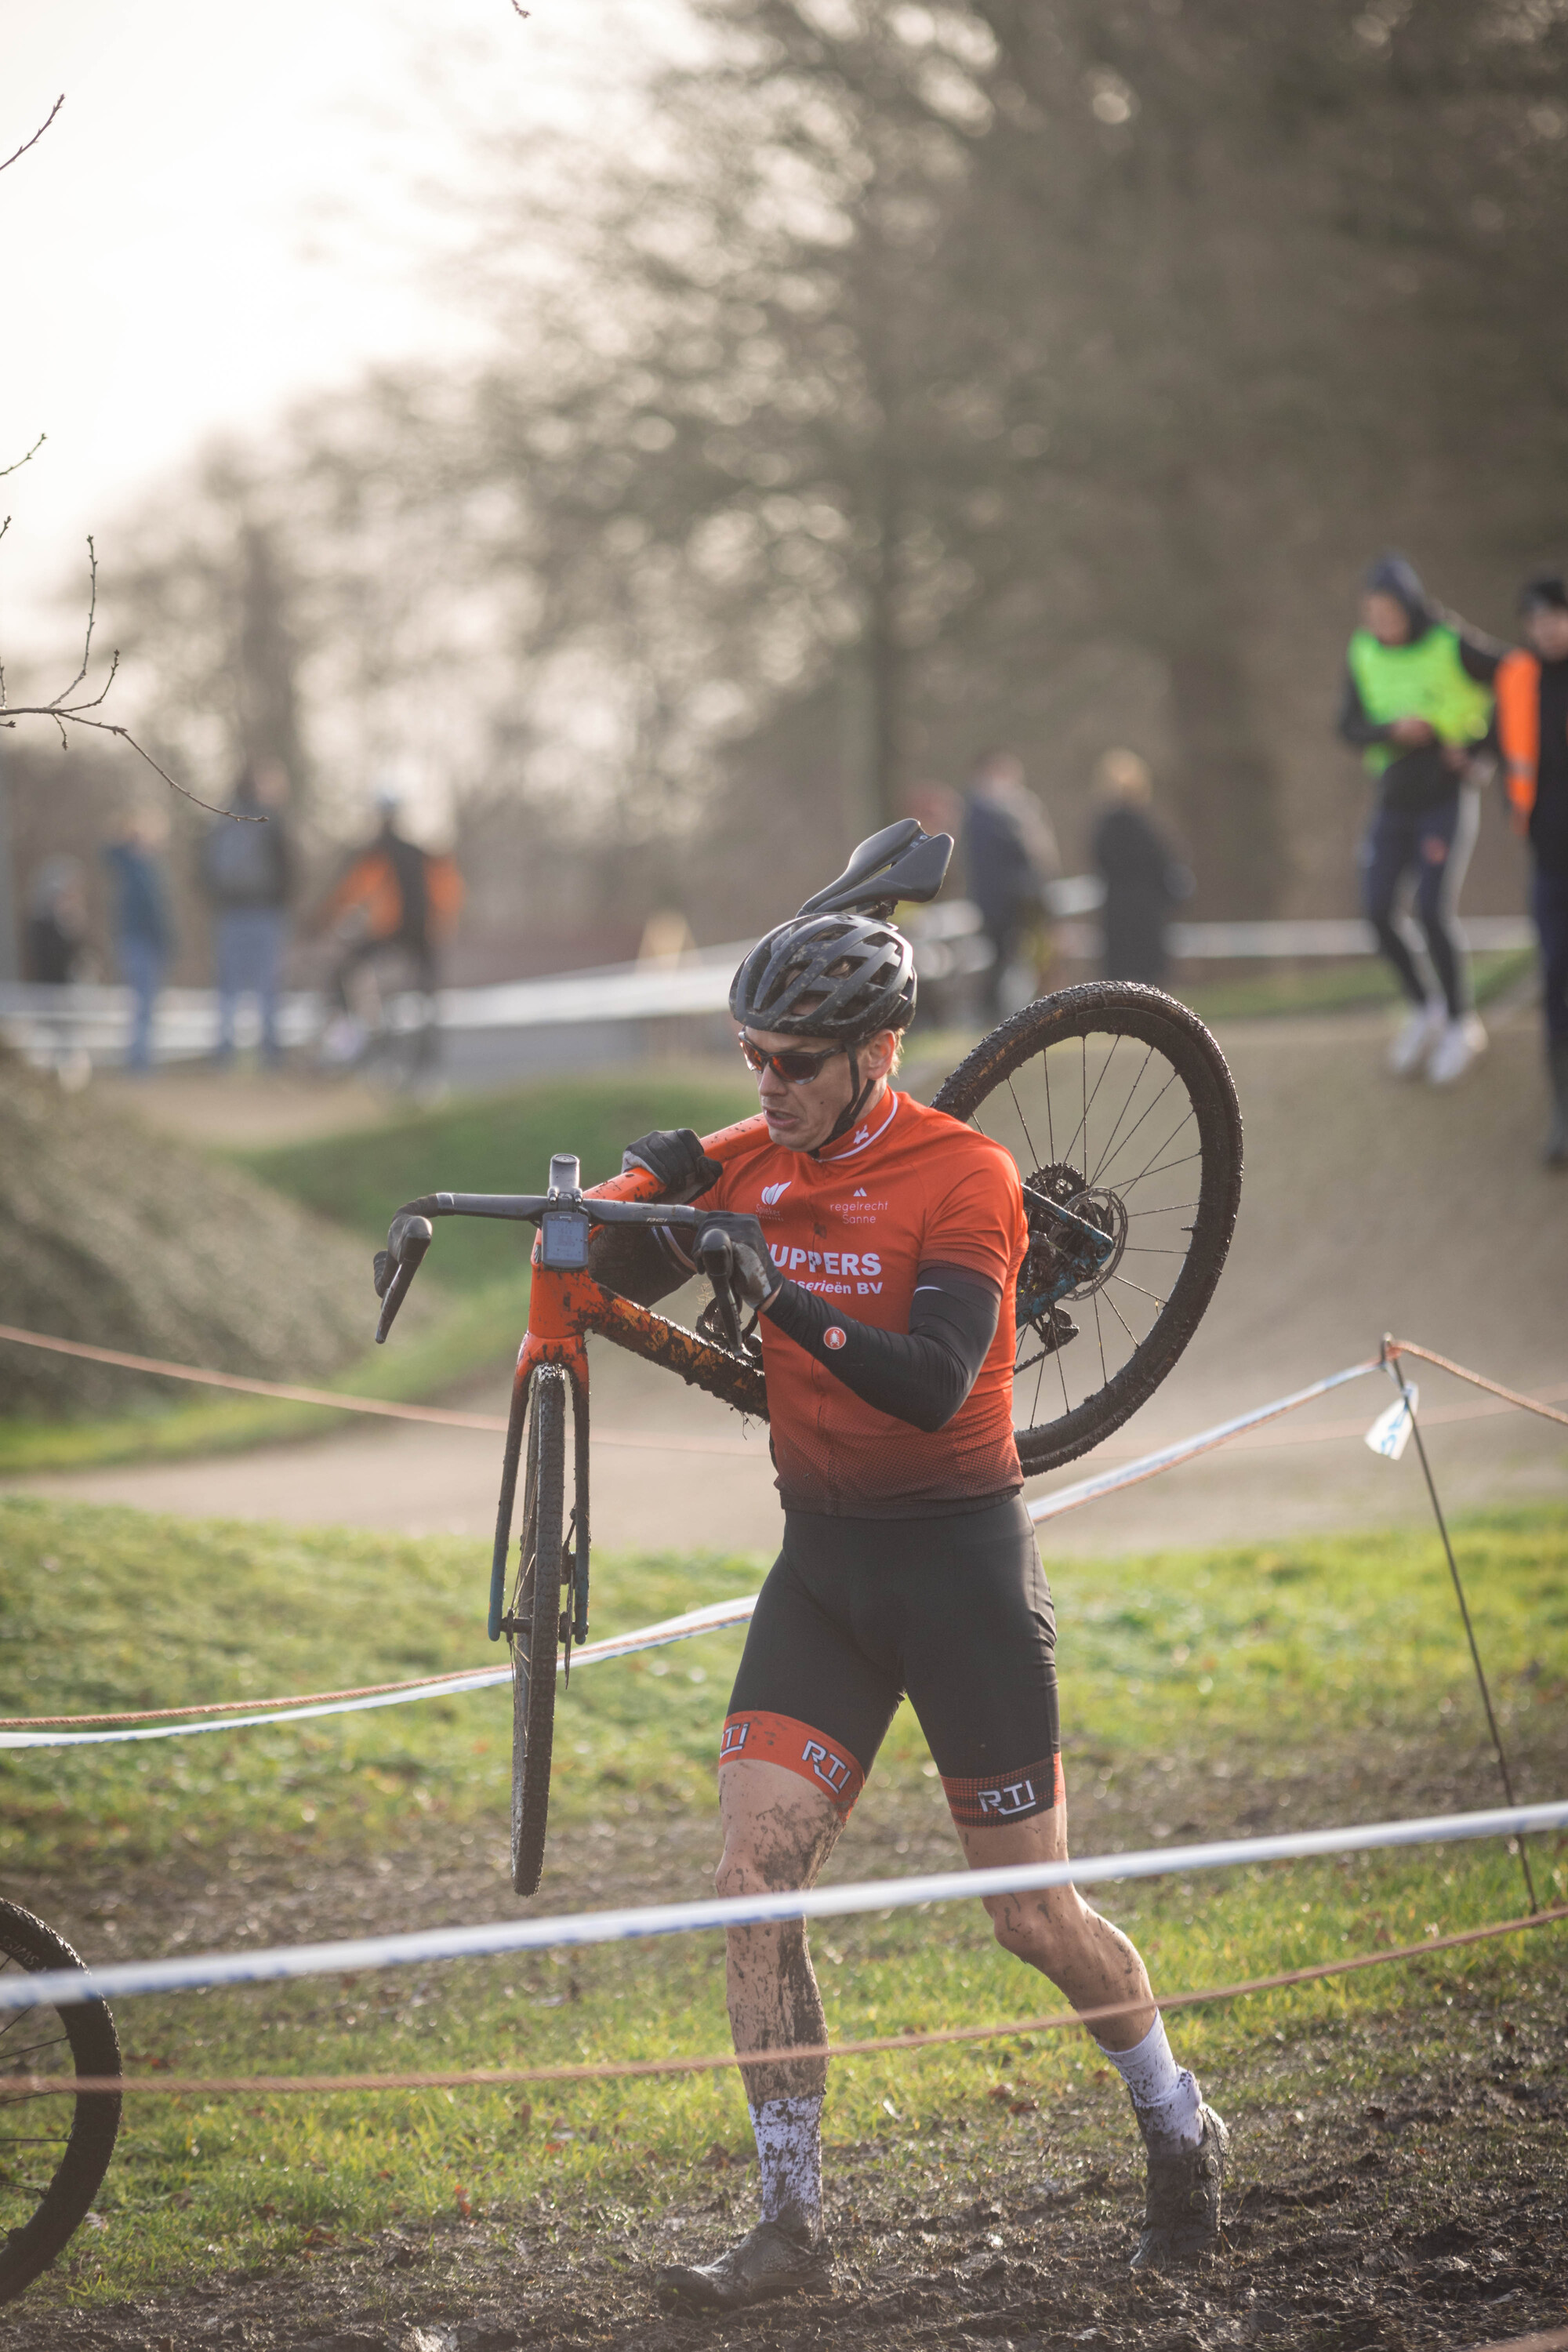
{"left": 1091, "top": 750, "right": 1193, "bottom": 986}
{"left": 102, "top": 804, "right": 175, "bottom": 1071}
{"left": 23, "top": 856, "right": 90, "bottom": 985}
{"left": 199, "top": 758, "right": 295, "bottom": 1065}
{"left": 961, "top": 748, "right": 1059, "bottom": 1017}
{"left": 1338, "top": 553, "right": 1501, "bottom": 1085}
{"left": 1496, "top": 574, "right": 1568, "bottom": 1167}
{"left": 317, "top": 787, "right": 464, "bottom": 1065}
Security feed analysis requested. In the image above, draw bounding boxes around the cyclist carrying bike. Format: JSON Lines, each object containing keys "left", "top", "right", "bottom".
{"left": 597, "top": 899, "right": 1229, "bottom": 2310}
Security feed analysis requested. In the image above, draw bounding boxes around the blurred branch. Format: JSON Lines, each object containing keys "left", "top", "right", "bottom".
{"left": 0, "top": 433, "right": 45, "bottom": 483}
{"left": 1, "top": 96, "right": 64, "bottom": 175}
{"left": 0, "top": 537, "right": 246, "bottom": 818}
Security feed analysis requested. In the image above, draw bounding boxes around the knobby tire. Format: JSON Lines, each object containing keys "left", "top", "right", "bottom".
{"left": 0, "top": 1901, "right": 122, "bottom": 2306}
{"left": 932, "top": 983, "right": 1243, "bottom": 1477}
{"left": 510, "top": 1368, "right": 567, "bottom": 1896}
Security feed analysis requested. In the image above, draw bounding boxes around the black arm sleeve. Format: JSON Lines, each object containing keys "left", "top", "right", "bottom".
{"left": 761, "top": 1261, "right": 1000, "bottom": 1433}
{"left": 1337, "top": 665, "right": 1388, "bottom": 750}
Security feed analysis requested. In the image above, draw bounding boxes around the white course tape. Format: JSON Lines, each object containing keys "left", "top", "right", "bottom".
{"left": 3, "top": 1799, "right": 1563, "bottom": 2013}
{"left": 2, "top": 1357, "right": 1385, "bottom": 1750}
{"left": 1027, "top": 1356, "right": 1381, "bottom": 1525}
{"left": 0, "top": 1595, "right": 760, "bottom": 1750}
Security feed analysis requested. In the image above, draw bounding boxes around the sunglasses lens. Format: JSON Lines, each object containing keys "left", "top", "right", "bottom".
{"left": 776, "top": 1051, "right": 821, "bottom": 1080}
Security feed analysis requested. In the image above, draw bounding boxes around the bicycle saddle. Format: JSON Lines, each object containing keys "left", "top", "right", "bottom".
{"left": 796, "top": 819, "right": 953, "bottom": 921}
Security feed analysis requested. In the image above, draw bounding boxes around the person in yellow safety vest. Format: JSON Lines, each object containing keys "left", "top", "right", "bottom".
{"left": 1494, "top": 575, "right": 1568, "bottom": 1166}
{"left": 1338, "top": 553, "right": 1501, "bottom": 1085}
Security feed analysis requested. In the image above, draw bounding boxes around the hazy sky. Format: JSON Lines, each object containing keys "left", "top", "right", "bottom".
{"left": 0, "top": 0, "right": 653, "bottom": 662}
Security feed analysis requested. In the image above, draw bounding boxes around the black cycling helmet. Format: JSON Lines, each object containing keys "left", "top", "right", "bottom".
{"left": 728, "top": 910, "right": 916, "bottom": 1041}
{"left": 730, "top": 819, "right": 953, "bottom": 1148}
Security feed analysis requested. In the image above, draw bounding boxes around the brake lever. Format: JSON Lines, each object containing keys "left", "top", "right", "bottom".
{"left": 697, "top": 1230, "right": 744, "bottom": 1355}
{"left": 375, "top": 1215, "right": 434, "bottom": 1343}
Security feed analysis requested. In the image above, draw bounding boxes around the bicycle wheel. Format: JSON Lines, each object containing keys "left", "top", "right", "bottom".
{"left": 931, "top": 982, "right": 1242, "bottom": 1478}
{"left": 0, "top": 1901, "right": 122, "bottom": 2306}
{"left": 510, "top": 1366, "right": 568, "bottom": 1896}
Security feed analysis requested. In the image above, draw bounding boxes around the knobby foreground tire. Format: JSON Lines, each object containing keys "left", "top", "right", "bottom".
{"left": 510, "top": 1367, "right": 567, "bottom": 1897}
{"left": 932, "top": 983, "right": 1243, "bottom": 1478}
{"left": 0, "top": 1901, "right": 122, "bottom": 2306}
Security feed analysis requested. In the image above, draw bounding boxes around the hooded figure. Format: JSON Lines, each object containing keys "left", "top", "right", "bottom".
{"left": 1337, "top": 552, "right": 1501, "bottom": 1085}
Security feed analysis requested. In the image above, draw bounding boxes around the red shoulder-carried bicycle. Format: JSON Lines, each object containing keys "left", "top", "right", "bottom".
{"left": 375, "top": 824, "right": 1243, "bottom": 1894}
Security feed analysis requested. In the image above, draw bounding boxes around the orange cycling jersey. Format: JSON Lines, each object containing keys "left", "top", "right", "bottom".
{"left": 695, "top": 1090, "right": 1025, "bottom": 1516}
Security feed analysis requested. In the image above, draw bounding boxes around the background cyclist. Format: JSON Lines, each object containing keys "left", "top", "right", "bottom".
{"left": 594, "top": 887, "right": 1228, "bottom": 2313}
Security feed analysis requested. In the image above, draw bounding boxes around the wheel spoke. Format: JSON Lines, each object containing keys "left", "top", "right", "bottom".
{"left": 1108, "top": 1101, "right": 1198, "bottom": 1193}
{"left": 1090, "top": 1062, "right": 1180, "bottom": 1188}
{"left": 1101, "top": 1286, "right": 1141, "bottom": 1348}
{"left": 0, "top": 2033, "right": 71, "bottom": 2064}
{"left": 1123, "top": 1148, "right": 1203, "bottom": 1189}
{"left": 1091, "top": 1288, "right": 1109, "bottom": 1387}
{"left": 1086, "top": 1044, "right": 1156, "bottom": 1187}
{"left": 1108, "top": 1272, "right": 1169, "bottom": 1310}
{"left": 1006, "top": 1076, "right": 1040, "bottom": 1171}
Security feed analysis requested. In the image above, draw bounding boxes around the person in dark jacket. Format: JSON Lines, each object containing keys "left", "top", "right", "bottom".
{"left": 1338, "top": 553, "right": 1501, "bottom": 1084}
{"left": 101, "top": 805, "right": 176, "bottom": 1071}
{"left": 961, "top": 749, "right": 1059, "bottom": 1017}
{"left": 23, "top": 856, "right": 90, "bottom": 985}
{"left": 1495, "top": 573, "right": 1568, "bottom": 1165}
{"left": 1090, "top": 750, "right": 1192, "bottom": 985}
{"left": 199, "top": 758, "right": 295, "bottom": 1065}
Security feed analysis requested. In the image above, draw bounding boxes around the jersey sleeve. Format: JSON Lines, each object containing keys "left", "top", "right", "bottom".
{"left": 920, "top": 1146, "right": 1022, "bottom": 1290}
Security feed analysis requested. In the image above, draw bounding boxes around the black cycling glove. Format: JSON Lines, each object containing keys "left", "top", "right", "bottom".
{"left": 695, "top": 1211, "right": 781, "bottom": 1307}
{"left": 622, "top": 1127, "right": 722, "bottom": 1201}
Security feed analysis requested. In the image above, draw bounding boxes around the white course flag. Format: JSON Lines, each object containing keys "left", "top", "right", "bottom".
{"left": 1365, "top": 1384, "right": 1417, "bottom": 1461}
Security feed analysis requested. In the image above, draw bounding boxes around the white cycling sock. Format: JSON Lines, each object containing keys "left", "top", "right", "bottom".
{"left": 1095, "top": 2014, "right": 1203, "bottom": 2156}
{"left": 750, "top": 2093, "right": 823, "bottom": 2231}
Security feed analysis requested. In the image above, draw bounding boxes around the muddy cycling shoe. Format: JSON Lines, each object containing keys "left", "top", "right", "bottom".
{"left": 659, "top": 2216, "right": 832, "bottom": 2310}
{"left": 1131, "top": 2104, "right": 1230, "bottom": 2270}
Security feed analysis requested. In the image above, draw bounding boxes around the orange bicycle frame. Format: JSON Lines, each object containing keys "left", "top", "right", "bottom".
{"left": 486, "top": 1115, "right": 769, "bottom": 1639}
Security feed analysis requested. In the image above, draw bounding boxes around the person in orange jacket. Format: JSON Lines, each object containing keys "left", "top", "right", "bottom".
{"left": 1495, "top": 575, "right": 1568, "bottom": 1166}
{"left": 318, "top": 789, "right": 464, "bottom": 1065}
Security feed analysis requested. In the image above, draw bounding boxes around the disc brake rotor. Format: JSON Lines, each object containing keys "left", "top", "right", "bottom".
{"left": 1018, "top": 1162, "right": 1130, "bottom": 1331}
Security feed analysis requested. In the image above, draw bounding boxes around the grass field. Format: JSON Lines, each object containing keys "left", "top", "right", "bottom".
{"left": 2, "top": 1494, "right": 1563, "bottom": 2315}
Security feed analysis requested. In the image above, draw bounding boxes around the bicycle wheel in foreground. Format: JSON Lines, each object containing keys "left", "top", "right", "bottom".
{"left": 0, "top": 1901, "right": 122, "bottom": 2306}
{"left": 932, "top": 982, "right": 1243, "bottom": 1479}
{"left": 510, "top": 1367, "right": 568, "bottom": 1897}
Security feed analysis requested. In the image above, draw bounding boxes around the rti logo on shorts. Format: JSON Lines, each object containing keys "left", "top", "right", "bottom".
{"left": 760, "top": 1181, "right": 792, "bottom": 1207}
{"left": 801, "top": 1738, "right": 853, "bottom": 1795}
{"left": 822, "top": 1326, "right": 847, "bottom": 1350}
{"left": 978, "top": 1777, "right": 1038, "bottom": 1817}
{"left": 719, "top": 1721, "right": 751, "bottom": 1759}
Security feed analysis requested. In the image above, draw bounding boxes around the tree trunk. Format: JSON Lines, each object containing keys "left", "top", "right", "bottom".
{"left": 1163, "top": 636, "right": 1285, "bottom": 916}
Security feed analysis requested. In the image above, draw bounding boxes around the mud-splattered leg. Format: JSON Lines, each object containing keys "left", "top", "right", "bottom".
{"left": 716, "top": 1759, "right": 844, "bottom": 2105}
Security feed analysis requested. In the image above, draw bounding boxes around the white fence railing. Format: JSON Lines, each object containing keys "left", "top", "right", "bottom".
{"left": 0, "top": 895, "right": 1535, "bottom": 1069}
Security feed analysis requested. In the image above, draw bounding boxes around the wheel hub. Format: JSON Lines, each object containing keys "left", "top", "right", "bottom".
{"left": 1018, "top": 1161, "right": 1129, "bottom": 1327}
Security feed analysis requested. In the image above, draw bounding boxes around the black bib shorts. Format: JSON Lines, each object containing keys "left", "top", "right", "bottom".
{"left": 720, "top": 1494, "right": 1061, "bottom": 1830}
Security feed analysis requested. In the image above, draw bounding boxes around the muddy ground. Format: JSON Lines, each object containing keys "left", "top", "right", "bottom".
{"left": 3, "top": 1716, "right": 1565, "bottom": 2352}
{"left": 4, "top": 1985, "right": 1564, "bottom": 2352}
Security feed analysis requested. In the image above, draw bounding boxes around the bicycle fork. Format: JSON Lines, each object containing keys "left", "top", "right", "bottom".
{"left": 487, "top": 1336, "right": 592, "bottom": 1652}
